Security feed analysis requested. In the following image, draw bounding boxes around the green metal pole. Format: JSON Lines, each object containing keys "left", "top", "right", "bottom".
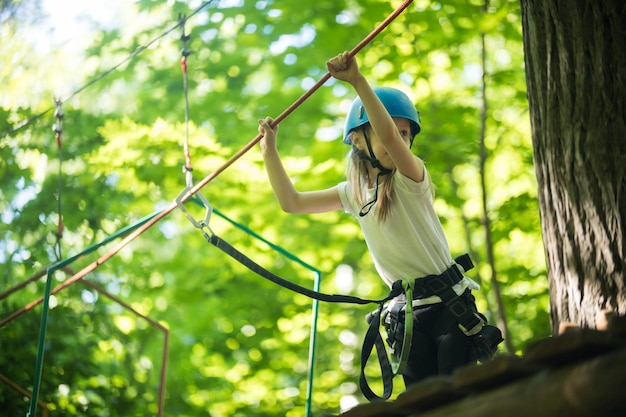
{"left": 26, "top": 268, "right": 54, "bottom": 417}
{"left": 305, "top": 273, "right": 321, "bottom": 417}
{"left": 213, "top": 208, "right": 321, "bottom": 416}
{"left": 26, "top": 209, "right": 164, "bottom": 417}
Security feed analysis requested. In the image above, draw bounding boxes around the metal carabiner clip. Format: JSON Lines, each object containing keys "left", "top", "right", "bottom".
{"left": 175, "top": 187, "right": 214, "bottom": 237}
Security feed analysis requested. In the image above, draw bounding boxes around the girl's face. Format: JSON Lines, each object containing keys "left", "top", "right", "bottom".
{"left": 351, "top": 117, "right": 413, "bottom": 170}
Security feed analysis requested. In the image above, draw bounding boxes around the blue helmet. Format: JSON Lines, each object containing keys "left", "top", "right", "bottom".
{"left": 343, "top": 87, "right": 421, "bottom": 144}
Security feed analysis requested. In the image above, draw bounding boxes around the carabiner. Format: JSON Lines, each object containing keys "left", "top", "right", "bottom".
{"left": 175, "top": 187, "right": 214, "bottom": 236}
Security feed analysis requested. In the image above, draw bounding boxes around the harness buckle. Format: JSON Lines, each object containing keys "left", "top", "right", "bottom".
{"left": 385, "top": 301, "right": 406, "bottom": 355}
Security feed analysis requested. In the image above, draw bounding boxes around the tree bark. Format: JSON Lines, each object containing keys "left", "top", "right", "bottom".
{"left": 520, "top": 0, "right": 626, "bottom": 333}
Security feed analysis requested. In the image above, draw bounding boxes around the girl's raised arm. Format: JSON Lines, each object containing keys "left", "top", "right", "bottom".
{"left": 258, "top": 117, "right": 343, "bottom": 214}
{"left": 327, "top": 52, "right": 424, "bottom": 183}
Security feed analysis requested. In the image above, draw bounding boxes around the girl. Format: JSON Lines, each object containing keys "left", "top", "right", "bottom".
{"left": 258, "top": 51, "right": 495, "bottom": 388}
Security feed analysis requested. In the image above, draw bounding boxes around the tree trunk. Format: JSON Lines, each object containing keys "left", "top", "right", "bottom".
{"left": 520, "top": 0, "right": 626, "bottom": 334}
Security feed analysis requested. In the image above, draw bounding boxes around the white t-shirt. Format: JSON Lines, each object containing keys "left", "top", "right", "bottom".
{"left": 337, "top": 167, "right": 479, "bottom": 305}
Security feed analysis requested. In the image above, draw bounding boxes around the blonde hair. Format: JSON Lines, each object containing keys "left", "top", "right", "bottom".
{"left": 345, "top": 129, "right": 435, "bottom": 223}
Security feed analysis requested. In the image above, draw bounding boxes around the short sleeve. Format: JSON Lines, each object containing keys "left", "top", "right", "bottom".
{"left": 395, "top": 166, "right": 432, "bottom": 197}
{"left": 337, "top": 181, "right": 357, "bottom": 215}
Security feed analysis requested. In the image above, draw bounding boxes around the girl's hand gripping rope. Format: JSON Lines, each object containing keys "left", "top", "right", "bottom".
{"left": 258, "top": 116, "right": 278, "bottom": 154}
{"left": 326, "top": 51, "right": 363, "bottom": 86}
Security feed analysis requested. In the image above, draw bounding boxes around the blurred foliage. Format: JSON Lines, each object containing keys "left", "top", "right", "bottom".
{"left": 1, "top": 0, "right": 549, "bottom": 416}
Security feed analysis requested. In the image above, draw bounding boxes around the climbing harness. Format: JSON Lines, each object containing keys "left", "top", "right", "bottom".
{"left": 381, "top": 256, "right": 503, "bottom": 354}
{"left": 361, "top": 255, "right": 503, "bottom": 400}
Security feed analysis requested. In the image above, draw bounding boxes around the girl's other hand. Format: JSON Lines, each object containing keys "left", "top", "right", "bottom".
{"left": 258, "top": 116, "right": 278, "bottom": 154}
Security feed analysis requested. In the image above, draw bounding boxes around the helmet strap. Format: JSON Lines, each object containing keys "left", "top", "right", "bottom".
{"left": 352, "top": 129, "right": 393, "bottom": 217}
{"left": 359, "top": 171, "right": 390, "bottom": 217}
{"left": 352, "top": 130, "right": 393, "bottom": 175}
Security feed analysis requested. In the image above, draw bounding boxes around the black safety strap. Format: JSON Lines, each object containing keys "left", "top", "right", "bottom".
{"left": 360, "top": 303, "right": 394, "bottom": 400}
{"left": 359, "top": 279, "right": 412, "bottom": 401}
{"left": 208, "top": 233, "right": 396, "bottom": 305}
{"left": 208, "top": 233, "right": 403, "bottom": 400}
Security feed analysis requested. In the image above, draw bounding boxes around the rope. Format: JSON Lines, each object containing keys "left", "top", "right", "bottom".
{"left": 1, "top": 210, "right": 164, "bottom": 329}
{"left": 179, "top": 13, "right": 194, "bottom": 187}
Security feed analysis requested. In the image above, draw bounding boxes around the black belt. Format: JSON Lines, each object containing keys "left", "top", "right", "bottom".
{"left": 412, "top": 253, "right": 470, "bottom": 296}
{"left": 406, "top": 254, "right": 482, "bottom": 333}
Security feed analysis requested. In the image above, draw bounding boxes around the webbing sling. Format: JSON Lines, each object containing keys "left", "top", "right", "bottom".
{"left": 393, "top": 281, "right": 413, "bottom": 374}
{"left": 208, "top": 234, "right": 401, "bottom": 305}
{"left": 207, "top": 233, "right": 403, "bottom": 399}
{"left": 359, "top": 279, "right": 413, "bottom": 401}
